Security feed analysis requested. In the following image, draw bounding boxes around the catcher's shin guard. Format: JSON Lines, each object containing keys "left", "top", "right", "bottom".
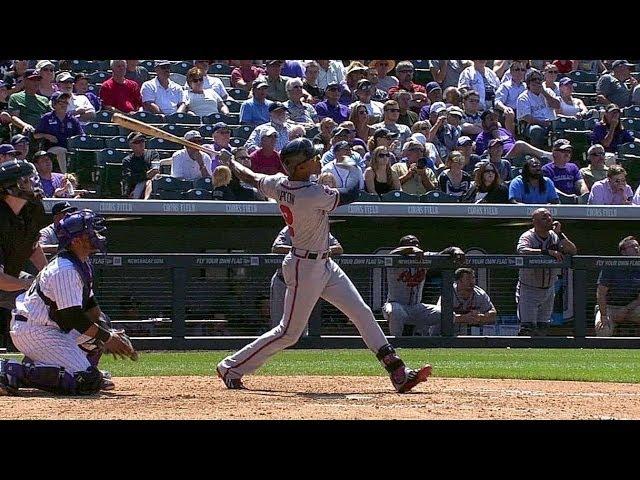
{"left": 3, "top": 360, "right": 102, "bottom": 395}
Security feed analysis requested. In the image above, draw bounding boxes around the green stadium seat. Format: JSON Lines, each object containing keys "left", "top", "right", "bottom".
{"left": 557, "top": 191, "right": 578, "bottom": 204}
{"left": 411, "top": 60, "right": 430, "bottom": 69}
{"left": 211, "top": 63, "right": 232, "bottom": 75}
{"left": 380, "top": 190, "right": 419, "bottom": 202}
{"left": 419, "top": 191, "right": 459, "bottom": 203}
{"left": 156, "top": 190, "right": 184, "bottom": 200}
{"left": 67, "top": 135, "right": 106, "bottom": 151}
{"left": 227, "top": 88, "right": 249, "bottom": 101}
{"left": 617, "top": 142, "right": 639, "bottom": 157}
{"left": 185, "top": 188, "right": 212, "bottom": 200}
{"left": 99, "top": 162, "right": 123, "bottom": 198}
{"left": 132, "top": 111, "right": 165, "bottom": 124}
{"left": 70, "top": 60, "right": 101, "bottom": 73}
{"left": 153, "top": 175, "right": 192, "bottom": 192}
{"left": 84, "top": 122, "right": 119, "bottom": 137}
{"left": 305, "top": 126, "right": 320, "bottom": 138}
{"left": 567, "top": 71, "right": 598, "bottom": 83}
{"left": 357, "top": 192, "right": 381, "bottom": 202}
{"left": 97, "top": 110, "right": 113, "bottom": 122}
{"left": 161, "top": 124, "right": 193, "bottom": 137}
{"left": 413, "top": 69, "right": 433, "bottom": 85}
{"left": 229, "top": 137, "right": 246, "bottom": 148}
{"left": 97, "top": 148, "right": 128, "bottom": 165}
{"left": 624, "top": 106, "right": 640, "bottom": 119}
{"left": 169, "top": 73, "right": 186, "bottom": 85}
{"left": 224, "top": 100, "right": 241, "bottom": 113}
{"left": 148, "top": 138, "right": 181, "bottom": 150}
{"left": 232, "top": 125, "right": 253, "bottom": 139}
{"left": 87, "top": 84, "right": 101, "bottom": 96}
{"left": 511, "top": 166, "right": 523, "bottom": 178}
{"left": 170, "top": 62, "right": 192, "bottom": 75}
{"left": 578, "top": 192, "right": 590, "bottom": 204}
{"left": 622, "top": 118, "right": 639, "bottom": 133}
{"left": 141, "top": 60, "right": 155, "bottom": 71}
{"left": 199, "top": 125, "right": 216, "bottom": 137}
{"left": 165, "top": 112, "right": 201, "bottom": 125}
{"left": 87, "top": 71, "right": 109, "bottom": 84}
{"left": 193, "top": 177, "right": 214, "bottom": 191}
{"left": 203, "top": 113, "right": 239, "bottom": 125}
{"left": 572, "top": 82, "right": 596, "bottom": 94}
{"left": 105, "top": 136, "right": 129, "bottom": 149}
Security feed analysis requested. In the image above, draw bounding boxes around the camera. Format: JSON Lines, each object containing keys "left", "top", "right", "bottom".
{"left": 416, "top": 157, "right": 427, "bottom": 169}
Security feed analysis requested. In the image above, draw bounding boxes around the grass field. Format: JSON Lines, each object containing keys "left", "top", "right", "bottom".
{"left": 5, "top": 348, "right": 639, "bottom": 383}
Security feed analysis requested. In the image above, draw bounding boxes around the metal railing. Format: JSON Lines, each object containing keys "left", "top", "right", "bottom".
{"left": 87, "top": 253, "right": 640, "bottom": 349}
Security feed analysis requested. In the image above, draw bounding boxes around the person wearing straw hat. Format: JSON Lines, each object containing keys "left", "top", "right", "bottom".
{"left": 369, "top": 60, "right": 398, "bottom": 93}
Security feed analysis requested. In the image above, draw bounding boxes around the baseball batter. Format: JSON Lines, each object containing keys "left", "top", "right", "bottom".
{"left": 270, "top": 226, "right": 343, "bottom": 333}
{"left": 383, "top": 235, "right": 466, "bottom": 336}
{"left": 216, "top": 139, "right": 432, "bottom": 393}
{"left": 0, "top": 209, "right": 137, "bottom": 396}
{"left": 516, "top": 208, "right": 577, "bottom": 335}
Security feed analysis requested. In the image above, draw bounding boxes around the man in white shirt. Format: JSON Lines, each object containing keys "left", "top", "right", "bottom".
{"left": 516, "top": 69, "right": 561, "bottom": 148}
{"left": 141, "top": 61, "right": 185, "bottom": 116}
{"left": 170, "top": 130, "right": 212, "bottom": 181}
{"left": 55, "top": 71, "right": 95, "bottom": 123}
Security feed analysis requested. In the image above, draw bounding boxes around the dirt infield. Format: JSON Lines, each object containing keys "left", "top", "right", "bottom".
{"left": 2, "top": 375, "right": 640, "bottom": 419}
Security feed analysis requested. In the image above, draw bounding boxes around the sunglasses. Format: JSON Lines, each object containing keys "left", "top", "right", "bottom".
{"left": 591, "top": 152, "right": 605, "bottom": 156}
{"left": 546, "top": 70, "right": 559, "bottom": 74}
{"left": 357, "top": 110, "right": 367, "bottom": 114}
{"left": 397, "top": 70, "right": 413, "bottom": 74}
{"left": 378, "top": 153, "right": 391, "bottom": 157}
{"left": 40, "top": 67, "right": 54, "bottom": 72}
{"left": 216, "top": 130, "right": 231, "bottom": 135}
{"left": 326, "top": 87, "right": 339, "bottom": 91}
{"left": 236, "top": 155, "right": 250, "bottom": 161}
{"left": 484, "top": 169, "right": 496, "bottom": 173}
{"left": 385, "top": 108, "right": 400, "bottom": 113}
{"left": 511, "top": 68, "right": 526, "bottom": 72}
{"left": 291, "top": 85, "right": 303, "bottom": 89}
{"left": 191, "top": 78, "right": 204, "bottom": 82}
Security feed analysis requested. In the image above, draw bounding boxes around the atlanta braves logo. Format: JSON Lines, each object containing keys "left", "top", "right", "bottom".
{"left": 397, "top": 268, "right": 426, "bottom": 287}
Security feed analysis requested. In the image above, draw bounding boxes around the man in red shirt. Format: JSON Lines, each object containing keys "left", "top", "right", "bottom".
{"left": 99, "top": 60, "right": 142, "bottom": 114}
{"left": 249, "top": 126, "right": 285, "bottom": 175}
{"left": 388, "top": 61, "right": 429, "bottom": 114}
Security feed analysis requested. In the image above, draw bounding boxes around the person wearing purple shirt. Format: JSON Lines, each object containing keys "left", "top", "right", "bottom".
{"left": 314, "top": 82, "right": 349, "bottom": 124}
{"left": 588, "top": 165, "right": 634, "bottom": 205}
{"left": 590, "top": 104, "right": 637, "bottom": 153}
{"left": 32, "top": 150, "right": 65, "bottom": 197}
{"left": 541, "top": 139, "right": 588, "bottom": 196}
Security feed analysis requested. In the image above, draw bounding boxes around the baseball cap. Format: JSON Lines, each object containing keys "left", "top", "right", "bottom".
{"left": 559, "top": 77, "right": 573, "bottom": 87}
{"left": 605, "top": 103, "right": 621, "bottom": 113}
{"left": 481, "top": 108, "right": 498, "bottom": 121}
{"left": 552, "top": 138, "right": 572, "bottom": 151}
{"left": 262, "top": 126, "right": 278, "bottom": 137}
{"left": 56, "top": 71, "right": 74, "bottom": 83}
{"left": 184, "top": 130, "right": 203, "bottom": 141}
{"left": 127, "top": 132, "right": 146, "bottom": 143}
{"left": 612, "top": 60, "right": 634, "bottom": 69}
{"left": 399, "top": 234, "right": 420, "bottom": 247}
{"left": 252, "top": 78, "right": 269, "bottom": 89}
{"left": 409, "top": 133, "right": 427, "bottom": 146}
{"left": 402, "top": 140, "right": 425, "bottom": 152}
{"left": 32, "top": 150, "right": 50, "bottom": 160}
{"left": 332, "top": 126, "right": 350, "bottom": 137}
{"left": 429, "top": 101, "right": 446, "bottom": 115}
{"left": 24, "top": 69, "right": 42, "bottom": 80}
{"left": 52, "top": 201, "right": 78, "bottom": 216}
{"left": 268, "top": 102, "right": 289, "bottom": 113}
{"left": 488, "top": 138, "right": 504, "bottom": 148}
{"left": 35, "top": 60, "right": 54, "bottom": 71}
{"left": 587, "top": 144, "right": 606, "bottom": 156}
{"left": 356, "top": 79, "right": 372, "bottom": 91}
{"left": 50, "top": 91, "right": 71, "bottom": 104}
{"left": 265, "top": 60, "right": 283, "bottom": 66}
{"left": 211, "top": 122, "right": 231, "bottom": 133}
{"left": 447, "top": 106, "right": 464, "bottom": 118}
{"left": 373, "top": 127, "right": 399, "bottom": 139}
{"left": 0, "top": 144, "right": 18, "bottom": 155}
{"left": 458, "top": 136, "right": 474, "bottom": 146}
{"left": 332, "top": 140, "right": 351, "bottom": 152}
{"left": 426, "top": 81, "right": 442, "bottom": 93}
{"left": 325, "top": 81, "right": 341, "bottom": 91}
{"left": 155, "top": 60, "right": 172, "bottom": 68}
{"left": 10, "top": 134, "right": 29, "bottom": 145}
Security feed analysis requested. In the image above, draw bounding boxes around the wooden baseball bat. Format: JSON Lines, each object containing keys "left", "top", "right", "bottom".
{"left": 112, "top": 113, "right": 215, "bottom": 155}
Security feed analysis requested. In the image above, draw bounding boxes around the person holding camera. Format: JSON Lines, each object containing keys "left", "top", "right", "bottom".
{"left": 391, "top": 141, "right": 437, "bottom": 195}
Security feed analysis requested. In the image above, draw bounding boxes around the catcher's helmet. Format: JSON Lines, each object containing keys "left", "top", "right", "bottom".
{"left": 56, "top": 209, "right": 107, "bottom": 254}
{"left": 279, "top": 138, "right": 323, "bottom": 174}
{"left": 0, "top": 160, "right": 43, "bottom": 201}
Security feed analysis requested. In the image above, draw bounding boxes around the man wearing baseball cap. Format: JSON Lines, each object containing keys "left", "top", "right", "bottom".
{"left": 7, "top": 69, "right": 50, "bottom": 131}
{"left": 314, "top": 81, "right": 350, "bottom": 124}
{"left": 597, "top": 60, "right": 638, "bottom": 108}
{"left": 239, "top": 78, "right": 273, "bottom": 126}
{"left": 9, "top": 134, "right": 29, "bottom": 161}
{"left": 541, "top": 139, "right": 588, "bottom": 197}
{"left": 56, "top": 71, "right": 95, "bottom": 123}
{"left": 516, "top": 68, "right": 561, "bottom": 148}
{"left": 170, "top": 130, "right": 212, "bottom": 181}
{"left": 122, "top": 132, "right": 160, "bottom": 199}
{"left": 249, "top": 126, "right": 285, "bottom": 175}
{"left": 425, "top": 81, "right": 443, "bottom": 105}
{"left": 38, "top": 201, "right": 79, "bottom": 254}
{"left": 245, "top": 102, "right": 291, "bottom": 154}
{"left": 31, "top": 150, "right": 64, "bottom": 197}
{"left": 263, "top": 60, "right": 289, "bottom": 102}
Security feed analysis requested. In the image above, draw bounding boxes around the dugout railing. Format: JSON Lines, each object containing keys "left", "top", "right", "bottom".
{"left": 83, "top": 253, "right": 640, "bottom": 350}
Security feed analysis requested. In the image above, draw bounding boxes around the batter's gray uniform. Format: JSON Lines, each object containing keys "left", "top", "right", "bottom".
{"left": 516, "top": 229, "right": 561, "bottom": 326}
{"left": 218, "top": 174, "right": 391, "bottom": 381}
{"left": 383, "top": 256, "right": 441, "bottom": 336}
{"left": 269, "top": 226, "right": 339, "bottom": 332}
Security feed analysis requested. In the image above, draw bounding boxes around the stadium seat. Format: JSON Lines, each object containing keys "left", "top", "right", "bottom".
{"left": 199, "top": 125, "right": 216, "bottom": 137}
{"left": 105, "top": 136, "right": 129, "bottom": 149}
{"left": 557, "top": 191, "right": 578, "bottom": 204}
{"left": 232, "top": 125, "right": 253, "bottom": 139}
{"left": 224, "top": 100, "right": 241, "bottom": 113}
{"left": 132, "top": 111, "right": 165, "bottom": 124}
{"left": 141, "top": 60, "right": 155, "bottom": 71}
{"left": 583, "top": 117, "right": 598, "bottom": 130}
{"left": 413, "top": 69, "right": 433, "bottom": 85}
{"left": 185, "top": 188, "right": 212, "bottom": 200}
{"left": 618, "top": 142, "right": 640, "bottom": 157}
{"left": 193, "top": 177, "right": 214, "bottom": 191}
{"left": 97, "top": 148, "right": 128, "bottom": 165}
{"left": 161, "top": 124, "right": 193, "bottom": 137}
{"left": 227, "top": 88, "right": 249, "bottom": 101}
{"left": 578, "top": 192, "right": 590, "bottom": 204}
{"left": 552, "top": 117, "right": 585, "bottom": 132}
{"left": 169, "top": 73, "right": 186, "bottom": 85}
{"left": 97, "top": 110, "right": 113, "bottom": 122}
{"left": 84, "top": 122, "right": 119, "bottom": 137}
{"left": 229, "top": 137, "right": 246, "bottom": 147}
{"left": 152, "top": 175, "right": 192, "bottom": 192}
{"left": 572, "top": 82, "right": 596, "bottom": 94}
{"left": 70, "top": 60, "right": 101, "bottom": 73}
{"left": 621, "top": 118, "right": 639, "bottom": 133}
{"left": 624, "top": 106, "right": 640, "bottom": 119}
{"left": 357, "top": 192, "right": 381, "bottom": 202}
{"left": 203, "top": 113, "right": 239, "bottom": 125}
{"left": 170, "top": 62, "right": 192, "bottom": 75}
{"left": 511, "top": 166, "right": 523, "bottom": 178}
{"left": 419, "top": 191, "right": 459, "bottom": 203}
{"left": 100, "top": 162, "right": 123, "bottom": 198}
{"left": 87, "top": 71, "right": 109, "bottom": 84}
{"left": 305, "top": 126, "right": 320, "bottom": 139}
{"left": 165, "top": 112, "right": 201, "bottom": 125}
{"left": 411, "top": 60, "right": 430, "bottom": 69}
{"left": 156, "top": 190, "right": 184, "bottom": 200}
{"left": 219, "top": 76, "right": 232, "bottom": 88}
{"left": 67, "top": 135, "right": 106, "bottom": 151}
{"left": 159, "top": 158, "right": 173, "bottom": 175}
{"left": 380, "top": 190, "right": 419, "bottom": 202}
{"left": 211, "top": 63, "right": 232, "bottom": 75}
{"left": 567, "top": 70, "right": 598, "bottom": 83}
{"left": 87, "top": 84, "right": 101, "bottom": 96}
{"left": 148, "top": 138, "right": 181, "bottom": 151}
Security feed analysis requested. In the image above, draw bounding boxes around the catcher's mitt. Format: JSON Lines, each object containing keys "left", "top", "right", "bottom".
{"left": 104, "top": 329, "right": 139, "bottom": 361}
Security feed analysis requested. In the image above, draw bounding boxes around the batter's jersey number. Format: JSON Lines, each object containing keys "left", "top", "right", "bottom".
{"left": 279, "top": 205, "right": 295, "bottom": 237}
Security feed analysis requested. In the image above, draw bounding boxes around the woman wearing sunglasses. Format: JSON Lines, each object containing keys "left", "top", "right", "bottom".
{"left": 461, "top": 161, "right": 509, "bottom": 203}
{"left": 364, "top": 146, "right": 401, "bottom": 195}
{"left": 178, "top": 67, "right": 229, "bottom": 117}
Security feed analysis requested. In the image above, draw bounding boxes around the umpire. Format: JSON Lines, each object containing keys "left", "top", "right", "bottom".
{"left": 0, "top": 159, "right": 47, "bottom": 348}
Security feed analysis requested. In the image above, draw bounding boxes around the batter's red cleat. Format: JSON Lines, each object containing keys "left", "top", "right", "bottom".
{"left": 217, "top": 366, "right": 246, "bottom": 390}
{"left": 392, "top": 365, "right": 432, "bottom": 393}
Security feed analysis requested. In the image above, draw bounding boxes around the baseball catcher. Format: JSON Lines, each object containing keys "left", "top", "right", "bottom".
{"left": 0, "top": 209, "right": 138, "bottom": 396}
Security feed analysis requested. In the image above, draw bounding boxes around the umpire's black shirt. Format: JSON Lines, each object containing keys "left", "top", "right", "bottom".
{"left": 0, "top": 199, "right": 46, "bottom": 279}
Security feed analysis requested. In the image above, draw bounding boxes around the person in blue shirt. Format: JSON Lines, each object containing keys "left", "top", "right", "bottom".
{"left": 239, "top": 79, "right": 273, "bottom": 126}
{"left": 508, "top": 157, "right": 559, "bottom": 204}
